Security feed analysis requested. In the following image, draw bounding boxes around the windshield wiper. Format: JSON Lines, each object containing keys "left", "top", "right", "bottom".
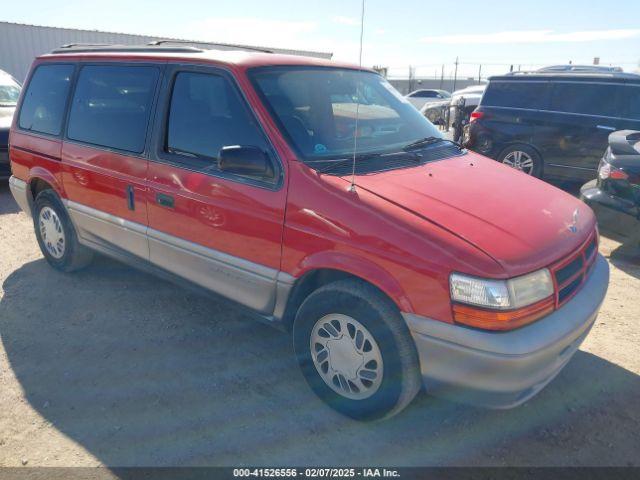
{"left": 316, "top": 150, "right": 423, "bottom": 175}
{"left": 403, "top": 136, "right": 461, "bottom": 151}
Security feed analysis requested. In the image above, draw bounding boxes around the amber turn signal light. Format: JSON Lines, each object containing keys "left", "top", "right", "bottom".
{"left": 452, "top": 296, "right": 555, "bottom": 331}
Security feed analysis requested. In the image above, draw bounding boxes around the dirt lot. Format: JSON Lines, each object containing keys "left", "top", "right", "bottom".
{"left": 0, "top": 181, "right": 639, "bottom": 467}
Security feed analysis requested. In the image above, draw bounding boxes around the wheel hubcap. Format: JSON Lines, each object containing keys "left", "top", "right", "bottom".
{"left": 503, "top": 150, "right": 534, "bottom": 174}
{"left": 310, "top": 314, "right": 383, "bottom": 400}
{"left": 39, "top": 206, "right": 66, "bottom": 259}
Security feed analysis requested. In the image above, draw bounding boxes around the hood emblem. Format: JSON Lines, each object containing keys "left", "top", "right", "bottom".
{"left": 568, "top": 209, "right": 579, "bottom": 233}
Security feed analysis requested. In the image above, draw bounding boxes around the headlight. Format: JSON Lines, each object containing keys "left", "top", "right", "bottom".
{"left": 450, "top": 268, "right": 553, "bottom": 310}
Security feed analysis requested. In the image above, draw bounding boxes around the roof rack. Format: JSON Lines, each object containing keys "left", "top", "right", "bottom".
{"left": 497, "top": 69, "right": 640, "bottom": 79}
{"left": 50, "top": 43, "right": 203, "bottom": 54}
{"left": 147, "top": 39, "right": 273, "bottom": 54}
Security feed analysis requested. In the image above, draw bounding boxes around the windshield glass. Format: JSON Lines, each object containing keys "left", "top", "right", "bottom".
{"left": 0, "top": 74, "right": 21, "bottom": 106}
{"left": 249, "top": 67, "right": 442, "bottom": 161}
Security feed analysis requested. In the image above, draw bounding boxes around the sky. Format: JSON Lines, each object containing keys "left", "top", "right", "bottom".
{"left": 2, "top": 0, "right": 640, "bottom": 78}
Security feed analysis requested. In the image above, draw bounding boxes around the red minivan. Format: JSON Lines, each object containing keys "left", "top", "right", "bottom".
{"left": 9, "top": 44, "right": 609, "bottom": 420}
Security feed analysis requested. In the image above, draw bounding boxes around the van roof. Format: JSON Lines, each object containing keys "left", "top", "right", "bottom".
{"left": 39, "top": 43, "right": 365, "bottom": 72}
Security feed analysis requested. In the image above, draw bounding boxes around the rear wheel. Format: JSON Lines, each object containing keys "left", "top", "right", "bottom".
{"left": 33, "top": 190, "right": 94, "bottom": 272}
{"left": 293, "top": 279, "right": 421, "bottom": 421}
{"left": 498, "top": 145, "right": 542, "bottom": 177}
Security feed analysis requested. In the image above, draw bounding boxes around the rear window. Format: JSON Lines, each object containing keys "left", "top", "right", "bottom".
{"left": 67, "top": 65, "right": 160, "bottom": 153}
{"left": 481, "top": 81, "right": 548, "bottom": 109}
{"left": 549, "top": 82, "right": 622, "bottom": 117}
{"left": 18, "top": 64, "right": 74, "bottom": 136}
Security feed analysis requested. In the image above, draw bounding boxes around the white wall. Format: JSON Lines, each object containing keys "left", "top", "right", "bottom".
{"left": 0, "top": 22, "right": 332, "bottom": 81}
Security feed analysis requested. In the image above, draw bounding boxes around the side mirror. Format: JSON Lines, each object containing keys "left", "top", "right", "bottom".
{"left": 218, "top": 145, "right": 273, "bottom": 178}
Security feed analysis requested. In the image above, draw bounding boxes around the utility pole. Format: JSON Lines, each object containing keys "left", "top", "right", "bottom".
{"left": 452, "top": 56, "right": 459, "bottom": 92}
{"left": 478, "top": 64, "right": 482, "bottom": 83}
{"left": 440, "top": 64, "right": 444, "bottom": 89}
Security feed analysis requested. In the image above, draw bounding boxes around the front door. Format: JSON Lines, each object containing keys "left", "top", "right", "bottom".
{"left": 146, "top": 65, "right": 287, "bottom": 314}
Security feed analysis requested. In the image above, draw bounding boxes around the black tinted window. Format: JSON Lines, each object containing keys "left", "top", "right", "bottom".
{"left": 166, "top": 72, "right": 267, "bottom": 160}
{"left": 19, "top": 64, "right": 73, "bottom": 135}
{"left": 67, "top": 65, "right": 159, "bottom": 153}
{"left": 482, "top": 81, "right": 548, "bottom": 109}
{"left": 413, "top": 91, "right": 438, "bottom": 98}
{"left": 550, "top": 82, "right": 621, "bottom": 117}
{"left": 622, "top": 86, "right": 640, "bottom": 120}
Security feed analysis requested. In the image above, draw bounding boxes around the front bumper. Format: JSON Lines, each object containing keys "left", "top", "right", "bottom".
{"left": 9, "top": 176, "right": 32, "bottom": 217}
{"left": 404, "top": 254, "right": 609, "bottom": 408}
{"left": 580, "top": 179, "right": 639, "bottom": 219}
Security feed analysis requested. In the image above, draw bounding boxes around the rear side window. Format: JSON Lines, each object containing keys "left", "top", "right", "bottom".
{"left": 550, "top": 82, "right": 621, "bottom": 117}
{"left": 481, "top": 81, "right": 548, "bottom": 109}
{"left": 166, "top": 72, "right": 268, "bottom": 160}
{"left": 18, "top": 64, "right": 74, "bottom": 136}
{"left": 67, "top": 65, "right": 160, "bottom": 153}
{"left": 621, "top": 86, "right": 640, "bottom": 120}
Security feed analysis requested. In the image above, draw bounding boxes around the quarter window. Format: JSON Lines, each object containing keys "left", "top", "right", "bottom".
{"left": 18, "top": 64, "right": 74, "bottom": 136}
{"left": 481, "top": 81, "right": 548, "bottom": 109}
{"left": 550, "top": 83, "right": 621, "bottom": 117}
{"left": 621, "top": 86, "right": 640, "bottom": 120}
{"left": 166, "top": 72, "right": 268, "bottom": 161}
{"left": 67, "top": 65, "right": 159, "bottom": 153}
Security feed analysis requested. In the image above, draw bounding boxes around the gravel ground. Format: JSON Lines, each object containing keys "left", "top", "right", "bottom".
{"left": 0, "top": 180, "right": 639, "bottom": 467}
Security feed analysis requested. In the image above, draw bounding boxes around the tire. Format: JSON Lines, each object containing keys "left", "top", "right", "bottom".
{"left": 293, "top": 279, "right": 421, "bottom": 421}
{"left": 498, "top": 144, "right": 543, "bottom": 177}
{"left": 33, "top": 189, "right": 94, "bottom": 272}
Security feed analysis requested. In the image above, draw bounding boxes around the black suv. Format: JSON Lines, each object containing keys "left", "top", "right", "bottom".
{"left": 465, "top": 71, "right": 640, "bottom": 181}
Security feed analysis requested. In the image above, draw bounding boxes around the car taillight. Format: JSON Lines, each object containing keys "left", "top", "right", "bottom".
{"left": 469, "top": 111, "right": 484, "bottom": 122}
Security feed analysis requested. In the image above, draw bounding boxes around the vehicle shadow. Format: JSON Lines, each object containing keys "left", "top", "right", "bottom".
{"left": 1, "top": 257, "right": 639, "bottom": 467}
{"left": 0, "top": 182, "right": 20, "bottom": 215}
{"left": 591, "top": 202, "right": 640, "bottom": 280}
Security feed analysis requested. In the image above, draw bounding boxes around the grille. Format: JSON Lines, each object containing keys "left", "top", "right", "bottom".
{"left": 551, "top": 233, "right": 598, "bottom": 307}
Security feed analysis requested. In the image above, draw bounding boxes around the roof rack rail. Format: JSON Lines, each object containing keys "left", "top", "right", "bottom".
{"left": 148, "top": 39, "right": 273, "bottom": 54}
{"left": 498, "top": 69, "right": 640, "bottom": 80}
{"left": 50, "top": 43, "right": 203, "bottom": 54}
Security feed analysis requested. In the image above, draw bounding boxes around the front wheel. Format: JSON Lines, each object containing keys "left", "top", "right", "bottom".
{"left": 293, "top": 279, "right": 421, "bottom": 421}
{"left": 498, "top": 145, "right": 543, "bottom": 177}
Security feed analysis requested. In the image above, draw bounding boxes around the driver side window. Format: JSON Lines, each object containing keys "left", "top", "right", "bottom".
{"left": 165, "top": 71, "right": 269, "bottom": 163}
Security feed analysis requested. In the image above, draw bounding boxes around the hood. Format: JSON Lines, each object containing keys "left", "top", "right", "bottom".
{"left": 351, "top": 152, "right": 595, "bottom": 276}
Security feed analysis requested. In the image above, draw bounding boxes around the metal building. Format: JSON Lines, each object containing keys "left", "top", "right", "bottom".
{"left": 0, "top": 21, "right": 333, "bottom": 81}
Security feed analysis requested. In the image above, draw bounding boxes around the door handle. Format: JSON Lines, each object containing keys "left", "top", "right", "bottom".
{"left": 156, "top": 193, "right": 175, "bottom": 209}
{"left": 597, "top": 125, "right": 616, "bottom": 131}
{"left": 126, "top": 185, "right": 135, "bottom": 211}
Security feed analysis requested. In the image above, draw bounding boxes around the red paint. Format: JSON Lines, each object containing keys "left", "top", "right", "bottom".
{"left": 10, "top": 51, "right": 595, "bottom": 326}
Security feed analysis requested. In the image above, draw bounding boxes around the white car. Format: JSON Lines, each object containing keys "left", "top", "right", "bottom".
{"left": 405, "top": 89, "right": 450, "bottom": 110}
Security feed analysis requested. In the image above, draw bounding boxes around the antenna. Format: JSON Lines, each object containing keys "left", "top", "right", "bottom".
{"left": 349, "top": 0, "right": 366, "bottom": 193}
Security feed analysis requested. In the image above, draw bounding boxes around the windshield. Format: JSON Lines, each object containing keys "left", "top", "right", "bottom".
{"left": 249, "top": 67, "right": 442, "bottom": 161}
{"left": 0, "top": 74, "right": 21, "bottom": 106}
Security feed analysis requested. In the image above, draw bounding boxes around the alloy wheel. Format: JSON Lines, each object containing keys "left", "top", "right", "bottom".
{"left": 502, "top": 150, "right": 534, "bottom": 174}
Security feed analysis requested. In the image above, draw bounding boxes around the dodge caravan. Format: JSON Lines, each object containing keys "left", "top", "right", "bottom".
{"left": 9, "top": 44, "right": 609, "bottom": 420}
